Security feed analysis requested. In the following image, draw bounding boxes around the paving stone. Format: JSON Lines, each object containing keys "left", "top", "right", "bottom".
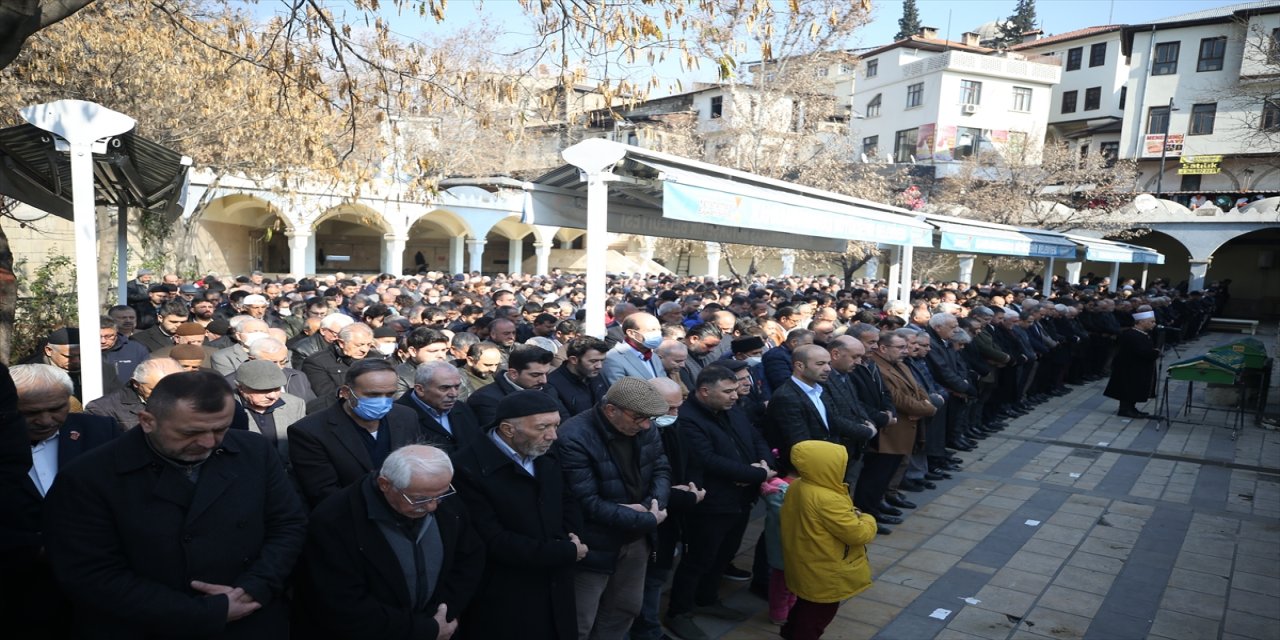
{"left": 1160, "top": 586, "right": 1226, "bottom": 621}
{"left": 935, "top": 628, "right": 990, "bottom": 640}
{"left": 898, "top": 549, "right": 964, "bottom": 575}
{"left": 1039, "top": 585, "right": 1105, "bottom": 618}
{"left": 944, "top": 606, "right": 1018, "bottom": 640}
{"left": 1022, "top": 606, "right": 1091, "bottom": 640}
{"left": 917, "top": 503, "right": 967, "bottom": 521}
{"left": 1078, "top": 536, "right": 1132, "bottom": 560}
{"left": 1148, "top": 609, "right": 1222, "bottom": 639}
{"left": 993, "top": 484, "right": 1041, "bottom": 499}
{"left": 873, "top": 529, "right": 931, "bottom": 551}
{"left": 897, "top": 515, "right": 952, "bottom": 537}
{"left": 979, "top": 495, "right": 1028, "bottom": 511}
{"left": 1082, "top": 611, "right": 1154, "bottom": 640}
{"left": 1173, "top": 552, "right": 1232, "bottom": 577}
{"left": 1052, "top": 565, "right": 1116, "bottom": 596}
{"left": 1230, "top": 571, "right": 1280, "bottom": 595}
{"left": 1046, "top": 511, "right": 1096, "bottom": 530}
{"left": 840, "top": 599, "right": 902, "bottom": 628}
{"left": 1088, "top": 524, "right": 1139, "bottom": 545}
{"left": 1166, "top": 567, "right": 1230, "bottom": 597}
{"left": 856, "top": 581, "right": 924, "bottom": 608}
{"left": 1065, "top": 552, "right": 1122, "bottom": 575}
{"left": 1020, "top": 539, "right": 1077, "bottom": 560}
{"left": 820, "top": 616, "right": 880, "bottom": 640}
{"left": 1223, "top": 609, "right": 1280, "bottom": 640}
{"left": 961, "top": 505, "right": 1015, "bottom": 526}
{"left": 1006, "top": 550, "right": 1066, "bottom": 576}
{"left": 972, "top": 584, "right": 1038, "bottom": 617}
{"left": 922, "top": 534, "right": 981, "bottom": 556}
{"left": 876, "top": 565, "right": 942, "bottom": 591}
{"left": 941, "top": 519, "right": 1000, "bottom": 542}
{"left": 955, "top": 562, "right": 998, "bottom": 575}
{"left": 1227, "top": 588, "right": 1280, "bottom": 617}
{"left": 1235, "top": 556, "right": 1280, "bottom": 577}
{"left": 1031, "top": 525, "right": 1087, "bottom": 547}
{"left": 988, "top": 567, "right": 1053, "bottom": 594}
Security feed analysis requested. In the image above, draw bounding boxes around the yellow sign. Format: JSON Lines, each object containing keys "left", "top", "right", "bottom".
{"left": 1180, "top": 155, "right": 1223, "bottom": 163}
{"left": 1177, "top": 154, "right": 1222, "bottom": 175}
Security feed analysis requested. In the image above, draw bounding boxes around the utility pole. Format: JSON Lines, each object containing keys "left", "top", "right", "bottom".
{"left": 1155, "top": 97, "right": 1175, "bottom": 196}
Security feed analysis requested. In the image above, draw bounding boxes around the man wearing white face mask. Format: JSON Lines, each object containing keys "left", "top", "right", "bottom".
{"left": 602, "top": 312, "right": 666, "bottom": 385}
{"left": 372, "top": 326, "right": 401, "bottom": 359}
{"left": 210, "top": 317, "right": 271, "bottom": 375}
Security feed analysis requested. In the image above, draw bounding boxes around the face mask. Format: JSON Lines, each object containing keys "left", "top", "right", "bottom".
{"left": 640, "top": 331, "right": 663, "bottom": 350}
{"left": 241, "top": 331, "right": 269, "bottom": 347}
{"left": 377, "top": 343, "right": 397, "bottom": 356}
{"left": 746, "top": 356, "right": 763, "bottom": 367}
{"left": 277, "top": 308, "right": 292, "bottom": 317}
{"left": 348, "top": 392, "right": 394, "bottom": 421}
{"left": 653, "top": 415, "right": 677, "bottom": 428}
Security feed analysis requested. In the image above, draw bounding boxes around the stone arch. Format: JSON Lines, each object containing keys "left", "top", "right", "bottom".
{"left": 406, "top": 208, "right": 475, "bottom": 239}
{"left": 1103, "top": 229, "right": 1192, "bottom": 289}
{"left": 1205, "top": 227, "right": 1280, "bottom": 318}
{"left": 194, "top": 193, "right": 295, "bottom": 274}
{"left": 312, "top": 203, "right": 393, "bottom": 273}
{"left": 404, "top": 209, "right": 472, "bottom": 274}
{"left": 311, "top": 202, "right": 393, "bottom": 234}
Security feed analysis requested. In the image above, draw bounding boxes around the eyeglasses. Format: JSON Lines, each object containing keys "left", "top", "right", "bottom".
{"left": 400, "top": 484, "right": 456, "bottom": 507}
{"left": 622, "top": 408, "right": 662, "bottom": 424}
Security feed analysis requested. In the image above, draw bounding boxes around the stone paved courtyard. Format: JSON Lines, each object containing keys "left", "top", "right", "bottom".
{"left": 687, "top": 329, "right": 1280, "bottom": 640}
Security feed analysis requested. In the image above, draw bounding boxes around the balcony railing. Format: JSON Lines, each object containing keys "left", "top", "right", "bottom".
{"left": 901, "top": 51, "right": 1062, "bottom": 84}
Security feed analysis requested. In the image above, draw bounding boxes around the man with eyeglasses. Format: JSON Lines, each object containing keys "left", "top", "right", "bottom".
{"left": 298, "top": 444, "right": 482, "bottom": 640}
{"left": 557, "top": 377, "right": 671, "bottom": 640}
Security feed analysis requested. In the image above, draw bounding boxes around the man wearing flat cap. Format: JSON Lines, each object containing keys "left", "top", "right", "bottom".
{"left": 231, "top": 360, "right": 306, "bottom": 467}
{"left": 556, "top": 376, "right": 671, "bottom": 640}
{"left": 125, "top": 268, "right": 155, "bottom": 305}
{"left": 1104, "top": 309, "right": 1160, "bottom": 419}
{"left": 150, "top": 321, "right": 216, "bottom": 365}
{"left": 453, "top": 390, "right": 587, "bottom": 639}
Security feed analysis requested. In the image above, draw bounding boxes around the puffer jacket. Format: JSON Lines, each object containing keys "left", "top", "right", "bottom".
{"left": 781, "top": 440, "right": 878, "bottom": 603}
{"left": 555, "top": 405, "right": 671, "bottom": 573}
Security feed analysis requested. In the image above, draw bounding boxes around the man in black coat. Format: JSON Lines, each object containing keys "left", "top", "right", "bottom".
{"left": 301, "top": 322, "right": 376, "bottom": 402}
{"left": 5, "top": 364, "right": 121, "bottom": 635}
{"left": 468, "top": 344, "right": 555, "bottom": 427}
{"left": 665, "top": 365, "right": 774, "bottom": 639}
{"left": 557, "top": 377, "right": 672, "bottom": 640}
{"left": 453, "top": 391, "right": 587, "bottom": 640}
{"left": 395, "top": 361, "right": 481, "bottom": 455}
{"left": 298, "top": 445, "right": 484, "bottom": 640}
{"left": 289, "top": 359, "right": 424, "bottom": 509}
{"left": 823, "top": 336, "right": 881, "bottom": 482}
{"left": 1104, "top": 310, "right": 1160, "bottom": 418}
{"left": 766, "top": 345, "right": 875, "bottom": 476}
{"left": 545, "top": 336, "right": 610, "bottom": 421}
{"left": 86, "top": 357, "right": 183, "bottom": 430}
{"left": 42, "top": 371, "right": 307, "bottom": 639}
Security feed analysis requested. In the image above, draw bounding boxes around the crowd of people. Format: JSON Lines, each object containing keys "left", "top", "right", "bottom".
{"left": 0, "top": 265, "right": 1225, "bottom": 640}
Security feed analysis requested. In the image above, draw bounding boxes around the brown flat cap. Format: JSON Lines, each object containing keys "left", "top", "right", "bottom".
{"left": 174, "top": 322, "right": 206, "bottom": 337}
{"left": 603, "top": 377, "right": 669, "bottom": 417}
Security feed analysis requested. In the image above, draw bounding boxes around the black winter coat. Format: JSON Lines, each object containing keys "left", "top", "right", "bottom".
{"left": 1104, "top": 328, "right": 1159, "bottom": 403}
{"left": 554, "top": 406, "right": 670, "bottom": 573}
{"left": 453, "top": 437, "right": 581, "bottom": 640}
{"left": 679, "top": 398, "right": 771, "bottom": 514}
{"left": 544, "top": 366, "right": 608, "bottom": 421}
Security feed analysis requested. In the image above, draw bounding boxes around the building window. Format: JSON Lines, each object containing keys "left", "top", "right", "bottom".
{"left": 710, "top": 96, "right": 723, "bottom": 118}
{"left": 1197, "top": 37, "right": 1226, "bottom": 72}
{"left": 1148, "top": 105, "right": 1170, "bottom": 134}
{"left": 1263, "top": 100, "right": 1280, "bottom": 130}
{"left": 1153, "top": 41, "right": 1180, "bottom": 75}
{"left": 906, "top": 83, "right": 924, "bottom": 108}
{"left": 1061, "top": 90, "right": 1078, "bottom": 114}
{"left": 959, "top": 79, "right": 982, "bottom": 105}
{"left": 817, "top": 66, "right": 829, "bottom": 77}
{"left": 866, "top": 94, "right": 882, "bottom": 118}
{"left": 894, "top": 128, "right": 918, "bottom": 163}
{"left": 862, "top": 135, "right": 879, "bottom": 157}
{"left": 1180, "top": 174, "right": 1202, "bottom": 191}
{"left": 839, "top": 63, "right": 854, "bottom": 75}
{"left": 1119, "top": 86, "right": 1127, "bottom": 109}
{"left": 955, "top": 127, "right": 982, "bottom": 158}
{"left": 1089, "top": 42, "right": 1107, "bottom": 67}
{"left": 1189, "top": 103, "right": 1216, "bottom": 135}
{"left": 1012, "top": 86, "right": 1033, "bottom": 112}
{"left": 1084, "top": 87, "right": 1101, "bottom": 111}
{"left": 1100, "top": 141, "right": 1119, "bottom": 166}
{"left": 1271, "top": 28, "right": 1280, "bottom": 63}
{"left": 1066, "top": 47, "right": 1083, "bottom": 71}
{"left": 866, "top": 59, "right": 878, "bottom": 77}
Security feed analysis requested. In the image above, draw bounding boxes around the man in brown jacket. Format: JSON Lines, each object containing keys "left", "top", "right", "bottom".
{"left": 855, "top": 329, "right": 936, "bottom": 534}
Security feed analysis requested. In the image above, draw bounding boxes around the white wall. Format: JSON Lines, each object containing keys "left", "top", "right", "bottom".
{"left": 1018, "top": 32, "right": 1129, "bottom": 124}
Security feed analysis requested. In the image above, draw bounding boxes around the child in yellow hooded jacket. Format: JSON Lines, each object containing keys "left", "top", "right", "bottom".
{"left": 779, "top": 440, "right": 879, "bottom": 639}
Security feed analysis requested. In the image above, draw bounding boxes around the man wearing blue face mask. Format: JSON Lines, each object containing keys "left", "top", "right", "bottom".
{"left": 288, "top": 359, "right": 422, "bottom": 509}
{"left": 602, "top": 312, "right": 666, "bottom": 385}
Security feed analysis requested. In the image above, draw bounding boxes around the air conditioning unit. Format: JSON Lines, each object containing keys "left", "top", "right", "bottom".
{"left": 962, "top": 104, "right": 978, "bottom": 114}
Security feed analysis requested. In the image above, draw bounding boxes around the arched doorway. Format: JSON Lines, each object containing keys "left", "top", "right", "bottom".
{"left": 1207, "top": 227, "right": 1280, "bottom": 319}
{"left": 404, "top": 209, "right": 471, "bottom": 275}
{"left": 312, "top": 205, "right": 390, "bottom": 274}
{"left": 1103, "top": 230, "right": 1191, "bottom": 289}
{"left": 195, "top": 194, "right": 292, "bottom": 275}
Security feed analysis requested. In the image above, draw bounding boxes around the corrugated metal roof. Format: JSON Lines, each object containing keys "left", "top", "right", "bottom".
{"left": 1150, "top": 0, "right": 1280, "bottom": 24}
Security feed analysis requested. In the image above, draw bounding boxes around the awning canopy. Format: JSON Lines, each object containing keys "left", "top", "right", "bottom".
{"left": 922, "top": 214, "right": 1078, "bottom": 259}
{"left": 1064, "top": 234, "right": 1165, "bottom": 264}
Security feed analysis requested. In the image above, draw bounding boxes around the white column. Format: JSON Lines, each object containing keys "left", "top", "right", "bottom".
{"left": 534, "top": 242, "right": 552, "bottom": 276}
{"left": 780, "top": 249, "right": 796, "bottom": 277}
{"left": 898, "top": 244, "right": 914, "bottom": 303}
{"left": 466, "top": 238, "right": 486, "bottom": 274}
{"left": 1140, "top": 264, "right": 1149, "bottom": 290}
{"left": 449, "top": 235, "right": 464, "bottom": 274}
{"left": 1065, "top": 261, "right": 1083, "bottom": 287}
{"left": 508, "top": 236, "right": 524, "bottom": 275}
{"left": 705, "top": 242, "right": 722, "bottom": 279}
{"left": 1109, "top": 262, "right": 1121, "bottom": 291}
{"left": 886, "top": 246, "right": 902, "bottom": 301}
{"left": 957, "top": 254, "right": 975, "bottom": 285}
{"left": 862, "top": 254, "right": 879, "bottom": 281}
{"left": 287, "top": 229, "right": 313, "bottom": 279}
{"left": 1042, "top": 257, "right": 1055, "bottom": 296}
{"left": 382, "top": 233, "right": 406, "bottom": 276}
{"left": 561, "top": 138, "right": 626, "bottom": 338}
{"left": 1188, "top": 260, "right": 1210, "bottom": 292}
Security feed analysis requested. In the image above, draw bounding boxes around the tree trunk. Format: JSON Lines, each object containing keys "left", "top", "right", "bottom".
{"left": 0, "top": 226, "right": 14, "bottom": 365}
{"left": 840, "top": 255, "right": 872, "bottom": 290}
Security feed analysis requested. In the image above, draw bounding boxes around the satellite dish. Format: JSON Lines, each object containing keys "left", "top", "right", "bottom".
{"left": 860, "top": 153, "right": 869, "bottom": 163}
{"left": 1133, "top": 193, "right": 1160, "bottom": 213}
